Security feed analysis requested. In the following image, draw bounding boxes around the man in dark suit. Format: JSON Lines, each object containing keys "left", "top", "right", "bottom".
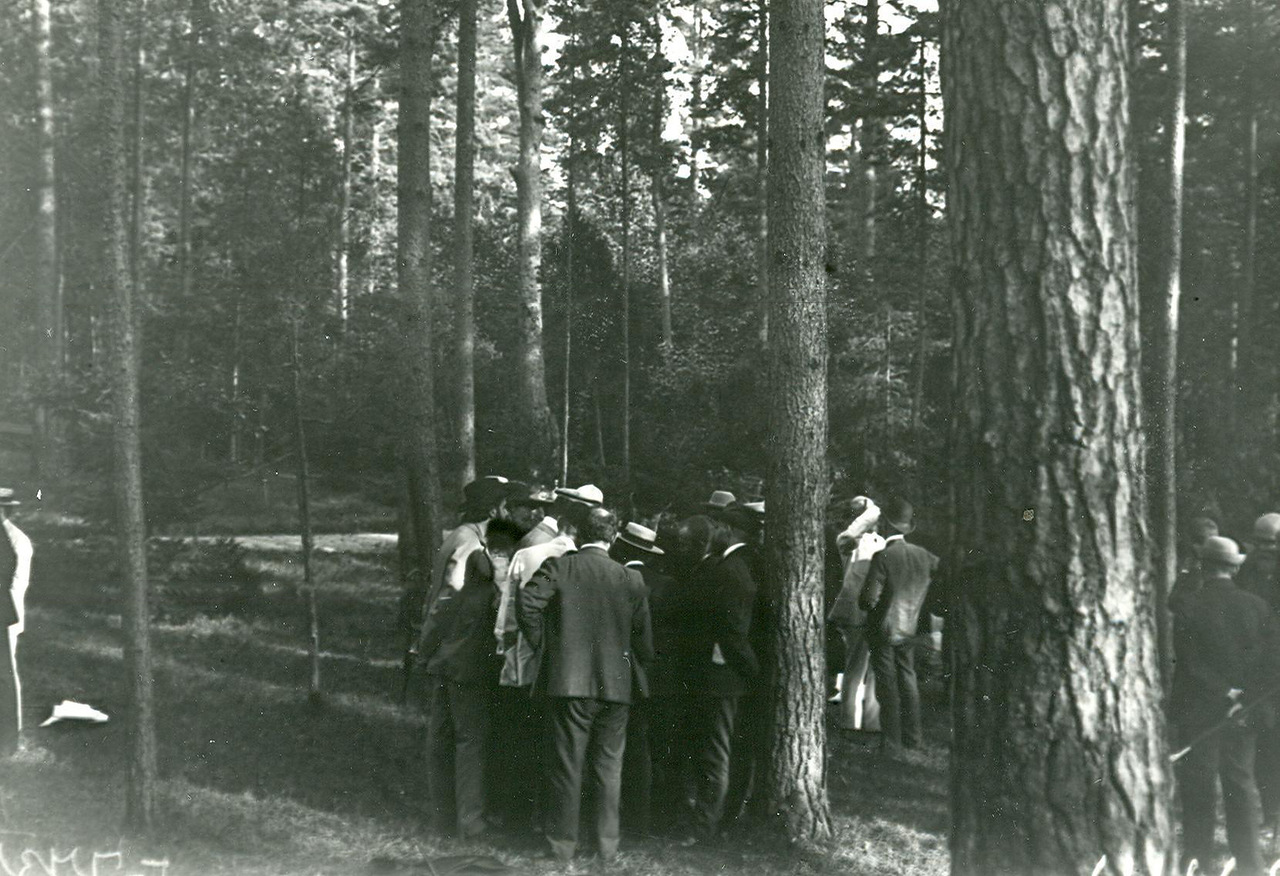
{"left": 1173, "top": 536, "right": 1280, "bottom": 876}
{"left": 859, "top": 497, "right": 938, "bottom": 756}
{"left": 682, "top": 511, "right": 760, "bottom": 841}
{"left": 611, "top": 522, "right": 689, "bottom": 837}
{"left": 518, "top": 505, "right": 653, "bottom": 863}
{"left": 417, "top": 517, "right": 522, "bottom": 839}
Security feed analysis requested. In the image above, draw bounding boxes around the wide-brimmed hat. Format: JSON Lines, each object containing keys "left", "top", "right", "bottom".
{"left": 704, "top": 490, "right": 737, "bottom": 511}
{"left": 511, "top": 485, "right": 557, "bottom": 507}
{"left": 618, "top": 522, "right": 664, "bottom": 555}
{"left": 743, "top": 501, "right": 765, "bottom": 516}
{"left": 555, "top": 484, "right": 604, "bottom": 506}
{"left": 0, "top": 488, "right": 19, "bottom": 507}
{"left": 1198, "top": 535, "right": 1246, "bottom": 566}
{"left": 882, "top": 497, "right": 915, "bottom": 534}
{"left": 463, "top": 477, "right": 515, "bottom": 511}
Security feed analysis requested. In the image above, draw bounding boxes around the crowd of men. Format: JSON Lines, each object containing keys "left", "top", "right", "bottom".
{"left": 1170, "top": 513, "right": 1280, "bottom": 876}
{"left": 405, "top": 477, "right": 940, "bottom": 864}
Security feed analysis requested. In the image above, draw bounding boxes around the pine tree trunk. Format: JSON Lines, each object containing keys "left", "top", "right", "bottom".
{"left": 176, "top": 2, "right": 196, "bottom": 362}
{"left": 1146, "top": 0, "right": 1185, "bottom": 688}
{"left": 755, "top": 0, "right": 769, "bottom": 346}
{"left": 33, "top": 0, "right": 62, "bottom": 479}
{"left": 761, "top": 0, "right": 832, "bottom": 844}
{"left": 562, "top": 148, "right": 577, "bottom": 486}
{"left": 290, "top": 318, "right": 320, "bottom": 696}
{"left": 398, "top": 0, "right": 443, "bottom": 593}
{"left": 100, "top": 0, "right": 157, "bottom": 832}
{"left": 1236, "top": 0, "right": 1257, "bottom": 455}
{"left": 689, "top": 0, "right": 703, "bottom": 200}
{"left": 860, "top": 0, "right": 879, "bottom": 263}
{"left": 337, "top": 30, "right": 355, "bottom": 332}
{"left": 452, "top": 0, "right": 478, "bottom": 491}
{"left": 909, "top": 32, "right": 928, "bottom": 441}
{"left": 365, "top": 114, "right": 382, "bottom": 299}
{"left": 943, "top": 2, "right": 1174, "bottom": 871}
{"left": 653, "top": 169, "right": 673, "bottom": 349}
{"left": 507, "top": 0, "right": 559, "bottom": 477}
{"left": 619, "top": 26, "right": 632, "bottom": 487}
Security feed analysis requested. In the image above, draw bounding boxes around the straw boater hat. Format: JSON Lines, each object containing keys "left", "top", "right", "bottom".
{"left": 704, "top": 490, "right": 737, "bottom": 511}
{"left": 555, "top": 484, "right": 605, "bottom": 506}
{"left": 618, "top": 522, "right": 664, "bottom": 555}
{"left": 0, "top": 488, "right": 20, "bottom": 507}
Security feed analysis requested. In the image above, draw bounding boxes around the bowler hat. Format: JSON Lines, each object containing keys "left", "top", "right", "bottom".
{"left": 618, "top": 522, "right": 664, "bottom": 555}
{"left": 0, "top": 488, "right": 18, "bottom": 506}
{"left": 1198, "top": 536, "right": 1246, "bottom": 566}
{"left": 555, "top": 484, "right": 604, "bottom": 506}
{"left": 1253, "top": 513, "right": 1280, "bottom": 546}
{"left": 882, "top": 497, "right": 915, "bottom": 535}
{"left": 463, "top": 477, "right": 513, "bottom": 511}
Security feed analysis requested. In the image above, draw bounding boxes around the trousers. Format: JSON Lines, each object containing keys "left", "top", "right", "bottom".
{"left": 544, "top": 697, "right": 629, "bottom": 862}
{"left": 690, "top": 695, "right": 739, "bottom": 836}
{"left": 425, "top": 677, "right": 491, "bottom": 838}
{"left": 1179, "top": 723, "right": 1264, "bottom": 876}
{"left": 870, "top": 639, "right": 920, "bottom": 751}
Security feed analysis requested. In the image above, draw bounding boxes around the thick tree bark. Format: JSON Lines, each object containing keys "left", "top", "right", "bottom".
{"left": 452, "top": 0, "right": 478, "bottom": 491}
{"left": 33, "top": 0, "right": 62, "bottom": 479}
{"left": 754, "top": 0, "right": 769, "bottom": 346}
{"left": 761, "top": 0, "right": 832, "bottom": 844}
{"left": 398, "top": 0, "right": 443, "bottom": 594}
{"left": 507, "top": 0, "right": 559, "bottom": 477}
{"left": 943, "top": 2, "right": 1173, "bottom": 873}
{"left": 1146, "top": 0, "right": 1185, "bottom": 689}
{"left": 100, "top": 0, "right": 158, "bottom": 832}
{"left": 337, "top": 29, "right": 356, "bottom": 332}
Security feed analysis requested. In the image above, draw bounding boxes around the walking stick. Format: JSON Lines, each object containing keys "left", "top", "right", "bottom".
{"left": 1169, "top": 682, "right": 1280, "bottom": 764}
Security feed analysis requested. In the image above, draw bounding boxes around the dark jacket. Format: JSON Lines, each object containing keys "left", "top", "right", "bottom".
{"left": 859, "top": 536, "right": 938, "bottom": 645}
{"left": 630, "top": 562, "right": 695, "bottom": 698}
{"left": 418, "top": 549, "right": 501, "bottom": 686}
{"left": 519, "top": 546, "right": 653, "bottom": 704}
{"left": 1172, "top": 575, "right": 1280, "bottom": 734}
{"left": 690, "top": 546, "right": 760, "bottom": 697}
{"left": 1238, "top": 547, "right": 1280, "bottom": 612}
{"left": 0, "top": 527, "right": 17, "bottom": 629}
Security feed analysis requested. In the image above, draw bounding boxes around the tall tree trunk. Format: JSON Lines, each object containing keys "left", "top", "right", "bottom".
{"left": 943, "top": 2, "right": 1173, "bottom": 872}
{"left": 619, "top": 25, "right": 632, "bottom": 487}
{"left": 366, "top": 112, "right": 383, "bottom": 298}
{"left": 1146, "top": 0, "right": 1186, "bottom": 689}
{"left": 761, "top": 0, "right": 832, "bottom": 844}
{"left": 755, "top": 0, "right": 769, "bottom": 345}
{"left": 290, "top": 317, "right": 320, "bottom": 696}
{"left": 398, "top": 0, "right": 443, "bottom": 591}
{"left": 129, "top": 0, "right": 146, "bottom": 301}
{"left": 653, "top": 169, "right": 673, "bottom": 348}
{"left": 1236, "top": 0, "right": 1257, "bottom": 452}
{"left": 910, "top": 32, "right": 928, "bottom": 440}
{"left": 336, "top": 29, "right": 356, "bottom": 333}
{"left": 508, "top": 0, "right": 559, "bottom": 477}
{"left": 689, "top": 0, "right": 703, "bottom": 200}
{"left": 562, "top": 149, "right": 577, "bottom": 486}
{"left": 100, "top": 0, "right": 157, "bottom": 832}
{"left": 176, "top": 2, "right": 196, "bottom": 362}
{"left": 860, "top": 0, "right": 879, "bottom": 264}
{"left": 452, "top": 0, "right": 478, "bottom": 492}
{"left": 33, "top": 0, "right": 62, "bottom": 480}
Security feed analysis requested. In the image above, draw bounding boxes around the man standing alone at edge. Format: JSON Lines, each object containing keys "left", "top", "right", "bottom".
{"left": 0, "top": 488, "right": 30, "bottom": 756}
{"left": 519, "top": 504, "right": 653, "bottom": 863}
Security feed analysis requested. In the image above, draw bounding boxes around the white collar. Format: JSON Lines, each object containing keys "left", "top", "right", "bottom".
{"left": 884, "top": 533, "right": 905, "bottom": 544}
{"left": 581, "top": 542, "right": 611, "bottom": 552}
{"left": 624, "top": 560, "right": 644, "bottom": 568}
{"left": 722, "top": 542, "right": 748, "bottom": 558}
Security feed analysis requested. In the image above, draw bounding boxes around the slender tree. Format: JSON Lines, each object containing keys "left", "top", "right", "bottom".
{"left": 33, "top": 0, "right": 62, "bottom": 479}
{"left": 100, "top": 0, "right": 157, "bottom": 831}
{"left": 336, "top": 25, "right": 356, "bottom": 333}
{"left": 452, "top": 0, "right": 478, "bottom": 490}
{"left": 399, "top": 0, "right": 443, "bottom": 596}
{"left": 754, "top": 0, "right": 768, "bottom": 345}
{"left": 508, "top": 0, "right": 559, "bottom": 476}
{"left": 290, "top": 316, "right": 320, "bottom": 696}
{"left": 619, "top": 22, "right": 633, "bottom": 488}
{"left": 943, "top": 1, "right": 1173, "bottom": 872}
{"left": 761, "top": 0, "right": 832, "bottom": 844}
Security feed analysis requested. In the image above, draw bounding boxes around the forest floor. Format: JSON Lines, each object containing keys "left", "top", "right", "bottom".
{"left": 0, "top": 531, "right": 950, "bottom": 876}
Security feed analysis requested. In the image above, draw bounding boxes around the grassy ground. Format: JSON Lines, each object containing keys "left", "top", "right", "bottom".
{"left": 0, "top": 534, "right": 949, "bottom": 876}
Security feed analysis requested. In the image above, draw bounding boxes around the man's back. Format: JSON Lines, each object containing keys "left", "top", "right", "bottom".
{"left": 861, "top": 537, "right": 938, "bottom": 644}
{"left": 521, "top": 546, "right": 652, "bottom": 703}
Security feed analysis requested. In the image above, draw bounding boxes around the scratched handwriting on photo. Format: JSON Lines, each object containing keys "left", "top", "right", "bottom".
{"left": 0, "top": 846, "right": 169, "bottom": 876}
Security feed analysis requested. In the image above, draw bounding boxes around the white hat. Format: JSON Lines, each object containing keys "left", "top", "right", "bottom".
{"left": 618, "top": 522, "right": 663, "bottom": 554}
{"left": 556, "top": 484, "right": 604, "bottom": 506}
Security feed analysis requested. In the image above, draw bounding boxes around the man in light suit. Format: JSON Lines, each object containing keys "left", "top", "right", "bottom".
{"left": 518, "top": 504, "right": 653, "bottom": 863}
